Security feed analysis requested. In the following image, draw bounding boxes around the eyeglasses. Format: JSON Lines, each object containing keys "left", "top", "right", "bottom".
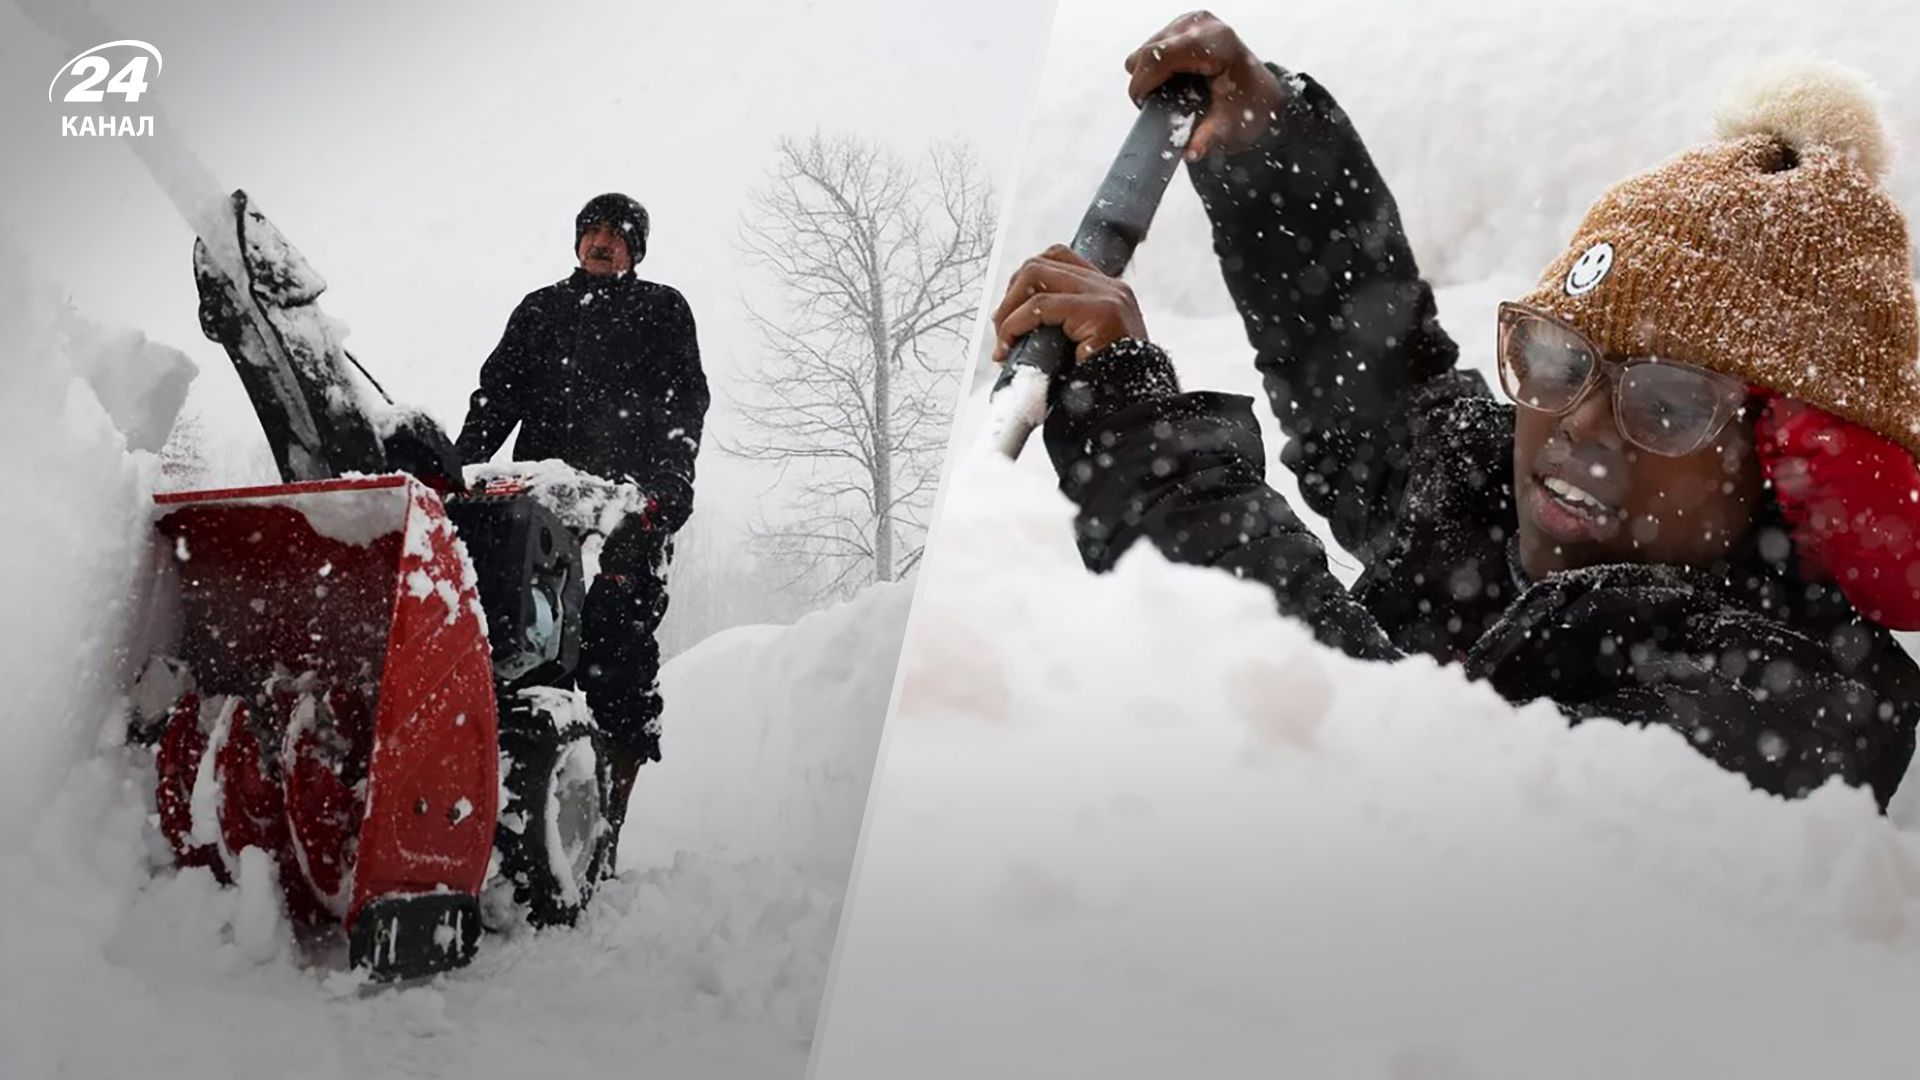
{"left": 1495, "top": 302, "right": 1750, "bottom": 457}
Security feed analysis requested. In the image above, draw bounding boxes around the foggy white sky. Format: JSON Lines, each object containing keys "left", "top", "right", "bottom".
{"left": 0, "top": 0, "right": 1054, "bottom": 535}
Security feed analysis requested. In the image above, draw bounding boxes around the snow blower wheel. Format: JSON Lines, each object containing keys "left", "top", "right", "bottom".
{"left": 494, "top": 695, "right": 615, "bottom": 929}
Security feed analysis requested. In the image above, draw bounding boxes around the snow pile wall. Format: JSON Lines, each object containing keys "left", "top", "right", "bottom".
{"left": 813, "top": 454, "right": 1920, "bottom": 1080}
{"left": 624, "top": 579, "right": 913, "bottom": 887}
{"left": 0, "top": 250, "right": 188, "bottom": 846}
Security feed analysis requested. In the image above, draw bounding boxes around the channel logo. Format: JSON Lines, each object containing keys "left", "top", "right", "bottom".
{"left": 48, "top": 39, "right": 163, "bottom": 137}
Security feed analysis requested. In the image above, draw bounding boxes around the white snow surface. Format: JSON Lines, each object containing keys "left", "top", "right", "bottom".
{"left": 625, "top": 582, "right": 912, "bottom": 889}
{"left": 0, "top": 250, "right": 910, "bottom": 1076}
{"left": 815, "top": 454, "right": 1920, "bottom": 1080}
{"left": 814, "top": 2, "right": 1920, "bottom": 1076}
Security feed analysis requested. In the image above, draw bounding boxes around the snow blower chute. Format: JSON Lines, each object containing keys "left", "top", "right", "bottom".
{"left": 137, "top": 191, "right": 631, "bottom": 981}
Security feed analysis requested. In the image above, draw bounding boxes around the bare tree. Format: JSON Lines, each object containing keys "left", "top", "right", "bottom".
{"left": 724, "top": 133, "right": 996, "bottom": 598}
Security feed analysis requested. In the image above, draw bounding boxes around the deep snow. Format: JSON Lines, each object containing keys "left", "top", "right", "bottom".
{"left": 0, "top": 246, "right": 160, "bottom": 840}
{"left": 0, "top": 252, "right": 909, "bottom": 1077}
{"left": 811, "top": 2, "right": 1920, "bottom": 1076}
{"left": 816, "top": 452, "right": 1920, "bottom": 1080}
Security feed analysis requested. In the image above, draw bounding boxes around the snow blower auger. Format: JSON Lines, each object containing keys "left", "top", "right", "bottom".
{"left": 134, "top": 190, "right": 631, "bottom": 982}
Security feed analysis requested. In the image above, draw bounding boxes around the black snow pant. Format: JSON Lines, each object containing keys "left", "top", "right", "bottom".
{"left": 577, "top": 517, "right": 673, "bottom": 762}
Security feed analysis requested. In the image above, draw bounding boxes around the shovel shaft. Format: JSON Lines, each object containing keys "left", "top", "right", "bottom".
{"left": 984, "top": 76, "right": 1208, "bottom": 460}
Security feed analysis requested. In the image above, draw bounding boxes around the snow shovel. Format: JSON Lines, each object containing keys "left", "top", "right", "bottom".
{"left": 983, "top": 75, "right": 1209, "bottom": 459}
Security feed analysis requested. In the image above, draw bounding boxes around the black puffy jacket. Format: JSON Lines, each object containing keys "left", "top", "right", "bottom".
{"left": 456, "top": 269, "right": 710, "bottom": 531}
{"left": 1043, "top": 71, "right": 1920, "bottom": 807}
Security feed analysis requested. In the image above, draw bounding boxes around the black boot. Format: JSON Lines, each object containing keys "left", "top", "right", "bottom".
{"left": 596, "top": 728, "right": 654, "bottom": 880}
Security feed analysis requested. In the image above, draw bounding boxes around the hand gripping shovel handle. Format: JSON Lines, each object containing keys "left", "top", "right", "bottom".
{"left": 983, "top": 75, "right": 1209, "bottom": 459}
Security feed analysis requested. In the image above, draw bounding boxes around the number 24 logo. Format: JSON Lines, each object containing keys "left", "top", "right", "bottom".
{"left": 48, "top": 40, "right": 163, "bottom": 104}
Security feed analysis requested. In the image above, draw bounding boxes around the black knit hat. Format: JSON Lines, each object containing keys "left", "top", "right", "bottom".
{"left": 574, "top": 192, "right": 648, "bottom": 266}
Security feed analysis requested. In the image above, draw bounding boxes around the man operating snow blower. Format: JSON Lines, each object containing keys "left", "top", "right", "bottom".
{"left": 141, "top": 185, "right": 708, "bottom": 974}
{"left": 457, "top": 192, "right": 710, "bottom": 836}
{"left": 993, "top": 12, "right": 1920, "bottom": 807}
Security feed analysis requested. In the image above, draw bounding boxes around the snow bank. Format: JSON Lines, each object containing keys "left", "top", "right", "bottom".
{"left": 624, "top": 580, "right": 913, "bottom": 887}
{"left": 0, "top": 248, "right": 183, "bottom": 848}
{"left": 812, "top": 454, "right": 1920, "bottom": 1079}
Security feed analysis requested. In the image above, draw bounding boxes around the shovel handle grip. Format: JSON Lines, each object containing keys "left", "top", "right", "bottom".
{"left": 984, "top": 76, "right": 1208, "bottom": 459}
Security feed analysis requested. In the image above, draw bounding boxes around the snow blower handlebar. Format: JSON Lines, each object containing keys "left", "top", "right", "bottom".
{"left": 984, "top": 76, "right": 1209, "bottom": 460}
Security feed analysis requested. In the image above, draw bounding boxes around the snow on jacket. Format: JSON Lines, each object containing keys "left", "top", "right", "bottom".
{"left": 456, "top": 268, "right": 710, "bottom": 532}
{"left": 1042, "top": 72, "right": 1920, "bottom": 808}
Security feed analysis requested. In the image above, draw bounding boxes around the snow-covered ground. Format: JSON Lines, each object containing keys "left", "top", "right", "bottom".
{"left": 0, "top": 254, "right": 908, "bottom": 1077}
{"left": 819, "top": 456, "right": 1920, "bottom": 1079}
{"left": 811, "top": 2, "right": 1920, "bottom": 1077}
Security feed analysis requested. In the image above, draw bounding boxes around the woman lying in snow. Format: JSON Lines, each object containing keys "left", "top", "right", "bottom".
{"left": 994, "top": 11, "right": 1920, "bottom": 807}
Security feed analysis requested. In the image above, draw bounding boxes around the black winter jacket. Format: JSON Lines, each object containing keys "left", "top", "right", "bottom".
{"left": 1043, "top": 72, "right": 1920, "bottom": 807}
{"left": 457, "top": 269, "right": 710, "bottom": 532}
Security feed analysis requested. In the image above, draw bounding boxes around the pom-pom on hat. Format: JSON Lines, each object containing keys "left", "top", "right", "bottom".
{"left": 1712, "top": 57, "right": 1894, "bottom": 181}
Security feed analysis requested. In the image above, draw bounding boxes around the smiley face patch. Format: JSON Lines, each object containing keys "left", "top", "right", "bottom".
{"left": 1565, "top": 242, "right": 1614, "bottom": 296}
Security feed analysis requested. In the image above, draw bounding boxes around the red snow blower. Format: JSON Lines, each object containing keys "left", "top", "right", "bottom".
{"left": 134, "top": 192, "right": 631, "bottom": 980}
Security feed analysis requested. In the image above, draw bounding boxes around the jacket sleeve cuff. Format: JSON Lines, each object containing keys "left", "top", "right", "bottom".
{"left": 1041, "top": 338, "right": 1180, "bottom": 474}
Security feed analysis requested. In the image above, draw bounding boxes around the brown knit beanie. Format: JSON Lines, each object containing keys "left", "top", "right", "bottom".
{"left": 1518, "top": 59, "right": 1920, "bottom": 459}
